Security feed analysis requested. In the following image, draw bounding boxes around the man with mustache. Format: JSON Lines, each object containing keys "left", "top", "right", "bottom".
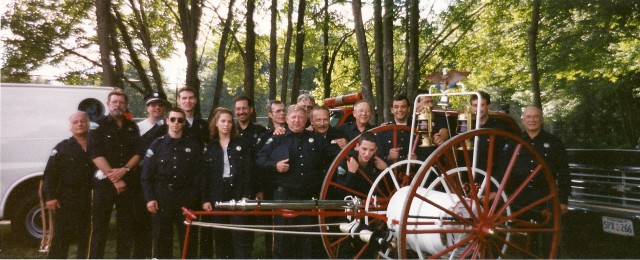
{"left": 310, "top": 106, "right": 345, "bottom": 160}
{"left": 88, "top": 89, "right": 143, "bottom": 258}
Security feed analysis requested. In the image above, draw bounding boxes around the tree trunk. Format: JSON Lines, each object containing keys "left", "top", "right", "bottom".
{"left": 352, "top": 0, "right": 375, "bottom": 115}
{"left": 373, "top": 0, "right": 383, "bottom": 124}
{"left": 321, "top": 0, "right": 330, "bottom": 99}
{"left": 177, "top": 0, "right": 203, "bottom": 116}
{"left": 529, "top": 0, "right": 542, "bottom": 109}
{"left": 406, "top": 0, "right": 419, "bottom": 100}
{"left": 211, "top": 0, "right": 235, "bottom": 113}
{"left": 244, "top": 0, "right": 256, "bottom": 102}
{"left": 280, "top": 0, "right": 295, "bottom": 104}
{"left": 382, "top": 0, "right": 394, "bottom": 122}
{"left": 291, "top": 0, "right": 306, "bottom": 104}
{"left": 129, "top": 0, "right": 164, "bottom": 94}
{"left": 96, "top": 0, "right": 116, "bottom": 86}
{"left": 268, "top": 0, "right": 278, "bottom": 100}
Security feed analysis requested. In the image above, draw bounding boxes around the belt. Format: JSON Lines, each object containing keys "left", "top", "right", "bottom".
{"left": 159, "top": 182, "right": 187, "bottom": 191}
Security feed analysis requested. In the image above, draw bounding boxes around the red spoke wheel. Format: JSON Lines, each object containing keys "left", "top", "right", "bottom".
{"left": 391, "top": 128, "right": 561, "bottom": 259}
{"left": 319, "top": 125, "right": 419, "bottom": 259}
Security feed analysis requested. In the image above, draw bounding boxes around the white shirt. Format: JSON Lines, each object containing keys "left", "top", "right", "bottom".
{"left": 222, "top": 147, "right": 231, "bottom": 178}
{"left": 137, "top": 119, "right": 155, "bottom": 136}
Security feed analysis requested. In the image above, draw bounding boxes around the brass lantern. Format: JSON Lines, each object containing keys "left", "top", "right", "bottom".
{"left": 457, "top": 105, "right": 474, "bottom": 150}
{"left": 416, "top": 105, "right": 435, "bottom": 147}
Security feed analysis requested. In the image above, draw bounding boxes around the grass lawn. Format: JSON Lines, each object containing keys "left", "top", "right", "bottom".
{"left": 0, "top": 220, "right": 267, "bottom": 259}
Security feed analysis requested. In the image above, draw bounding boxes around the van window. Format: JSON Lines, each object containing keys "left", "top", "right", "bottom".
{"left": 78, "top": 98, "right": 104, "bottom": 122}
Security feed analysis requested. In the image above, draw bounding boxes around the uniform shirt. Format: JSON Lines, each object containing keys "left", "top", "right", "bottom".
{"left": 88, "top": 115, "right": 142, "bottom": 185}
{"left": 138, "top": 119, "right": 167, "bottom": 154}
{"left": 237, "top": 122, "right": 268, "bottom": 147}
{"left": 256, "top": 129, "right": 328, "bottom": 199}
{"left": 141, "top": 134, "right": 202, "bottom": 203}
{"left": 474, "top": 117, "right": 518, "bottom": 171}
{"left": 377, "top": 118, "right": 413, "bottom": 163}
{"left": 319, "top": 126, "right": 347, "bottom": 161}
{"left": 184, "top": 117, "right": 210, "bottom": 145}
{"left": 43, "top": 136, "right": 95, "bottom": 203}
{"left": 505, "top": 130, "right": 571, "bottom": 204}
{"left": 338, "top": 121, "right": 375, "bottom": 142}
{"left": 201, "top": 137, "right": 253, "bottom": 203}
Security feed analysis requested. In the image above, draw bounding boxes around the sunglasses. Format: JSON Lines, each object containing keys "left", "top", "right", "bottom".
{"left": 169, "top": 117, "right": 185, "bottom": 124}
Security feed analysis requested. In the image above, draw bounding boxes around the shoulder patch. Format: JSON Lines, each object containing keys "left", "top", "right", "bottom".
{"left": 266, "top": 138, "right": 273, "bottom": 144}
{"left": 145, "top": 149, "right": 154, "bottom": 157}
{"left": 337, "top": 166, "right": 346, "bottom": 176}
{"left": 50, "top": 149, "right": 58, "bottom": 156}
{"left": 157, "top": 119, "right": 165, "bottom": 126}
{"left": 90, "top": 122, "right": 99, "bottom": 130}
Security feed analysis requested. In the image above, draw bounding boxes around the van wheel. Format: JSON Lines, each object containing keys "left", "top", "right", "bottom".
{"left": 11, "top": 193, "right": 44, "bottom": 244}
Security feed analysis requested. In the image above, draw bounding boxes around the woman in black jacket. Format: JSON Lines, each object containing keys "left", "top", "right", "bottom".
{"left": 200, "top": 107, "right": 253, "bottom": 259}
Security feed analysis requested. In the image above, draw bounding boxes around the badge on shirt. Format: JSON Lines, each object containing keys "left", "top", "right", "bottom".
{"left": 186, "top": 148, "right": 191, "bottom": 153}
{"left": 309, "top": 138, "right": 314, "bottom": 143}
{"left": 50, "top": 149, "right": 58, "bottom": 156}
{"left": 236, "top": 146, "right": 242, "bottom": 151}
{"left": 253, "top": 133, "right": 258, "bottom": 138}
{"left": 544, "top": 143, "right": 550, "bottom": 148}
{"left": 146, "top": 149, "right": 154, "bottom": 157}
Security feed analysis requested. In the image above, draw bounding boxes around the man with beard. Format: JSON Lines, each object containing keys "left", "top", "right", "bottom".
{"left": 256, "top": 105, "right": 328, "bottom": 258}
{"left": 88, "top": 89, "right": 143, "bottom": 258}
{"left": 234, "top": 95, "right": 267, "bottom": 147}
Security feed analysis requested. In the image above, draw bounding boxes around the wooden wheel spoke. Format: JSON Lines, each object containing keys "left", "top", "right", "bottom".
{"left": 414, "top": 193, "right": 476, "bottom": 226}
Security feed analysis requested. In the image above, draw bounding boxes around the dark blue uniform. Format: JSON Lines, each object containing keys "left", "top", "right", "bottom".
{"left": 475, "top": 118, "right": 518, "bottom": 171}
{"left": 338, "top": 121, "right": 375, "bottom": 142}
{"left": 497, "top": 130, "right": 570, "bottom": 256}
{"left": 200, "top": 137, "right": 253, "bottom": 259}
{"left": 43, "top": 137, "right": 94, "bottom": 259}
{"left": 376, "top": 120, "right": 412, "bottom": 164}
{"left": 141, "top": 135, "right": 202, "bottom": 258}
{"left": 320, "top": 126, "right": 347, "bottom": 162}
{"left": 256, "top": 129, "right": 328, "bottom": 258}
{"left": 87, "top": 115, "right": 142, "bottom": 258}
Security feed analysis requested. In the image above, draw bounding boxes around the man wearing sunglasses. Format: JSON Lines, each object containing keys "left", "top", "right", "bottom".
{"left": 141, "top": 107, "right": 202, "bottom": 258}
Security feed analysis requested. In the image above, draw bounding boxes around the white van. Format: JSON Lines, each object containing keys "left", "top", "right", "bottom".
{"left": 0, "top": 83, "right": 113, "bottom": 241}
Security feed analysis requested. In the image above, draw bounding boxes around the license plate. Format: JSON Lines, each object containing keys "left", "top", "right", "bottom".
{"left": 602, "top": 216, "right": 635, "bottom": 236}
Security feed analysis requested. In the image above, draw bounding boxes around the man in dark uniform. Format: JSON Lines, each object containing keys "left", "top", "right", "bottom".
{"left": 336, "top": 100, "right": 376, "bottom": 147}
{"left": 377, "top": 95, "right": 412, "bottom": 164}
{"left": 255, "top": 100, "right": 287, "bottom": 258}
{"left": 499, "top": 106, "right": 570, "bottom": 257}
{"left": 336, "top": 131, "right": 385, "bottom": 198}
{"left": 297, "top": 93, "right": 315, "bottom": 128}
{"left": 141, "top": 107, "right": 202, "bottom": 258}
{"left": 130, "top": 91, "right": 170, "bottom": 258}
{"left": 470, "top": 91, "right": 518, "bottom": 171}
{"left": 43, "top": 112, "right": 94, "bottom": 259}
{"left": 256, "top": 104, "right": 328, "bottom": 259}
{"left": 234, "top": 95, "right": 267, "bottom": 146}
{"left": 178, "top": 86, "right": 210, "bottom": 145}
{"left": 88, "top": 89, "right": 143, "bottom": 258}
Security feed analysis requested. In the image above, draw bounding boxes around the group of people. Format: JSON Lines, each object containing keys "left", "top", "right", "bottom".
{"left": 42, "top": 87, "right": 570, "bottom": 258}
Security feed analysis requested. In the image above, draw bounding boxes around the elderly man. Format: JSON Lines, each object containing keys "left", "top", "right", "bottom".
{"left": 257, "top": 104, "right": 328, "bottom": 258}
{"left": 297, "top": 93, "right": 316, "bottom": 127}
{"left": 336, "top": 100, "right": 376, "bottom": 148}
{"left": 498, "top": 106, "right": 570, "bottom": 257}
{"left": 43, "top": 112, "right": 94, "bottom": 259}
{"left": 88, "top": 89, "right": 143, "bottom": 258}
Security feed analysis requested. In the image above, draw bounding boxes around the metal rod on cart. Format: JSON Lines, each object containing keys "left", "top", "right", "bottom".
{"left": 214, "top": 199, "right": 358, "bottom": 210}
